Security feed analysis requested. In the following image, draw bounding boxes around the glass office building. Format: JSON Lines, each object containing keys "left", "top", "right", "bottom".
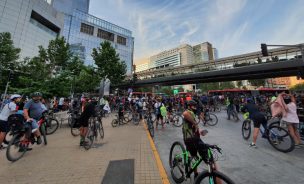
{"left": 63, "top": 9, "right": 134, "bottom": 74}
{"left": 46, "top": 0, "right": 90, "bottom": 15}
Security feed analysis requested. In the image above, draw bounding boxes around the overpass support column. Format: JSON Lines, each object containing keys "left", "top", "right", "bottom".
{"left": 152, "top": 86, "right": 156, "bottom": 93}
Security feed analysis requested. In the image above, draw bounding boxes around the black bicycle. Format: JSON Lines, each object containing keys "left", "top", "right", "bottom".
{"left": 169, "top": 141, "right": 235, "bottom": 184}
{"left": 144, "top": 110, "right": 154, "bottom": 137}
{"left": 84, "top": 115, "right": 104, "bottom": 150}
{"left": 195, "top": 109, "right": 218, "bottom": 126}
{"left": 227, "top": 105, "right": 239, "bottom": 122}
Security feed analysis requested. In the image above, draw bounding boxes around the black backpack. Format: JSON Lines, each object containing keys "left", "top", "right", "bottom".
{"left": 7, "top": 114, "right": 28, "bottom": 133}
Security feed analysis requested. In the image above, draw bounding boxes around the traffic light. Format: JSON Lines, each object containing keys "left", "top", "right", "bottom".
{"left": 133, "top": 74, "right": 138, "bottom": 82}
{"left": 8, "top": 71, "right": 14, "bottom": 82}
{"left": 261, "top": 43, "right": 268, "bottom": 56}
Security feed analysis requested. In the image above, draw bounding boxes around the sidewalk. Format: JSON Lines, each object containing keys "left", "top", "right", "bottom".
{"left": 0, "top": 114, "right": 165, "bottom": 184}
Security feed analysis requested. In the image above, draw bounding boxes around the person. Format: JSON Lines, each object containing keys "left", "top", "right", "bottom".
{"left": 208, "top": 95, "right": 214, "bottom": 111}
{"left": 23, "top": 92, "right": 43, "bottom": 148}
{"left": 155, "top": 98, "right": 165, "bottom": 130}
{"left": 58, "top": 97, "right": 65, "bottom": 110}
{"left": 137, "top": 100, "right": 143, "bottom": 122}
{"left": 182, "top": 100, "right": 210, "bottom": 181}
{"left": 143, "top": 99, "right": 147, "bottom": 112}
{"left": 0, "top": 95, "right": 21, "bottom": 150}
{"left": 241, "top": 98, "right": 267, "bottom": 148}
{"left": 202, "top": 94, "right": 208, "bottom": 106}
{"left": 233, "top": 96, "right": 240, "bottom": 113}
{"left": 193, "top": 95, "right": 205, "bottom": 124}
{"left": 118, "top": 103, "right": 124, "bottom": 125}
{"left": 280, "top": 93, "right": 303, "bottom": 148}
{"left": 166, "top": 99, "right": 173, "bottom": 122}
{"left": 226, "top": 93, "right": 234, "bottom": 120}
{"left": 79, "top": 96, "right": 96, "bottom": 146}
{"left": 18, "top": 99, "right": 28, "bottom": 111}
{"left": 100, "top": 96, "right": 105, "bottom": 110}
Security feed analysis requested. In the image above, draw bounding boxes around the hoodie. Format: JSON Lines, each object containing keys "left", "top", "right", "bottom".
{"left": 271, "top": 94, "right": 288, "bottom": 117}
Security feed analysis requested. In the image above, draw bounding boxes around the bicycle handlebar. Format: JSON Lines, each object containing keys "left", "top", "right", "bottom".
{"left": 204, "top": 144, "right": 222, "bottom": 154}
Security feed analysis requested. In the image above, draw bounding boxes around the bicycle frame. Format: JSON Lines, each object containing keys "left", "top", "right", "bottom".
{"left": 22, "top": 118, "right": 44, "bottom": 146}
{"left": 259, "top": 124, "right": 280, "bottom": 139}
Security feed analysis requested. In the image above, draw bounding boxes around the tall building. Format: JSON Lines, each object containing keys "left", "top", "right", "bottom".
{"left": 275, "top": 77, "right": 304, "bottom": 89}
{"left": 46, "top": 0, "right": 90, "bottom": 15}
{"left": 0, "top": 0, "right": 66, "bottom": 60}
{"left": 193, "top": 42, "right": 214, "bottom": 63}
{"left": 212, "top": 48, "right": 219, "bottom": 59}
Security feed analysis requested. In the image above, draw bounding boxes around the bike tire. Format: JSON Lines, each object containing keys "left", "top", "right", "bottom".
{"left": 123, "top": 117, "right": 129, "bottom": 124}
{"left": 45, "top": 118, "right": 59, "bottom": 135}
{"left": 242, "top": 120, "right": 251, "bottom": 140}
{"left": 68, "top": 114, "right": 72, "bottom": 127}
{"left": 268, "top": 121, "right": 288, "bottom": 137}
{"left": 3, "top": 133, "right": 12, "bottom": 145}
{"left": 104, "top": 110, "right": 109, "bottom": 118}
{"left": 267, "top": 125, "right": 295, "bottom": 153}
{"left": 40, "top": 123, "right": 47, "bottom": 145}
{"left": 98, "top": 121, "right": 104, "bottom": 138}
{"left": 71, "top": 121, "right": 81, "bottom": 136}
{"left": 169, "top": 141, "right": 186, "bottom": 183}
{"left": 173, "top": 115, "right": 183, "bottom": 127}
{"left": 216, "top": 106, "right": 221, "bottom": 112}
{"left": 232, "top": 111, "right": 239, "bottom": 122}
{"left": 149, "top": 120, "right": 154, "bottom": 138}
{"left": 194, "top": 170, "right": 235, "bottom": 184}
{"left": 195, "top": 115, "right": 201, "bottom": 125}
{"left": 206, "top": 113, "right": 218, "bottom": 126}
{"left": 6, "top": 133, "right": 29, "bottom": 162}
{"left": 133, "top": 113, "right": 140, "bottom": 125}
{"left": 111, "top": 119, "right": 118, "bottom": 127}
{"left": 84, "top": 126, "right": 94, "bottom": 150}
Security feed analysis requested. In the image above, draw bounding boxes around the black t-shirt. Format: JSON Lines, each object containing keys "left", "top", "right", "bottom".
{"left": 81, "top": 102, "right": 95, "bottom": 119}
{"left": 193, "top": 99, "right": 199, "bottom": 108}
{"left": 209, "top": 97, "right": 214, "bottom": 102}
{"left": 119, "top": 106, "right": 124, "bottom": 117}
{"left": 241, "top": 103, "right": 264, "bottom": 119}
{"left": 18, "top": 102, "right": 25, "bottom": 110}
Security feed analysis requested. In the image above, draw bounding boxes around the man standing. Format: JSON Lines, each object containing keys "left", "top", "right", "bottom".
{"left": 226, "top": 93, "right": 234, "bottom": 120}
{"left": 155, "top": 98, "right": 165, "bottom": 130}
{"left": 100, "top": 96, "right": 105, "bottom": 110}
{"left": 79, "top": 96, "right": 96, "bottom": 146}
{"left": 58, "top": 97, "right": 65, "bottom": 110}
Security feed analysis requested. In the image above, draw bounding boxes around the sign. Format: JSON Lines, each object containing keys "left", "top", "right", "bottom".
{"left": 174, "top": 90, "right": 178, "bottom": 94}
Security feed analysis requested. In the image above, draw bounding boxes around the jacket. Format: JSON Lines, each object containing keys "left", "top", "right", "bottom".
{"left": 271, "top": 94, "right": 288, "bottom": 117}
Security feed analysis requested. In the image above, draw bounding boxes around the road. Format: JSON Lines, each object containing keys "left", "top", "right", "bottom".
{"left": 152, "top": 106, "right": 304, "bottom": 184}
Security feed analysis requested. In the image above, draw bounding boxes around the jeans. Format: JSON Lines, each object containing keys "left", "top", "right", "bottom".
{"left": 227, "top": 105, "right": 233, "bottom": 119}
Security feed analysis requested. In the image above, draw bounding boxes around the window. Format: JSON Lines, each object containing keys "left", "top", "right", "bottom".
{"left": 97, "top": 29, "right": 114, "bottom": 42}
{"left": 80, "top": 23, "right": 94, "bottom": 35}
{"left": 117, "top": 35, "right": 126, "bottom": 45}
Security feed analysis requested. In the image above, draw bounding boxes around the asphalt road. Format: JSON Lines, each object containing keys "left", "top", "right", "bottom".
{"left": 152, "top": 106, "right": 304, "bottom": 184}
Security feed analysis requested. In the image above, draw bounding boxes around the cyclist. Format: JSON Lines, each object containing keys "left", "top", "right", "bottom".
{"left": 241, "top": 98, "right": 267, "bottom": 148}
{"left": 166, "top": 99, "right": 173, "bottom": 122}
{"left": 0, "top": 94, "right": 21, "bottom": 150}
{"left": 79, "top": 96, "right": 96, "bottom": 146}
{"left": 193, "top": 95, "right": 205, "bottom": 124}
{"left": 155, "top": 97, "right": 165, "bottom": 130}
{"left": 226, "top": 93, "right": 234, "bottom": 120}
{"left": 182, "top": 100, "right": 209, "bottom": 180}
{"left": 208, "top": 95, "right": 214, "bottom": 112}
{"left": 118, "top": 103, "right": 124, "bottom": 125}
{"left": 23, "top": 92, "right": 44, "bottom": 147}
{"left": 202, "top": 94, "right": 208, "bottom": 106}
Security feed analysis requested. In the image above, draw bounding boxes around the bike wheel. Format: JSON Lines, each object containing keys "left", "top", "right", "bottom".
{"left": 6, "top": 133, "right": 29, "bottom": 162}
{"left": 68, "top": 114, "right": 72, "bottom": 127}
{"left": 194, "top": 170, "right": 235, "bottom": 184}
{"left": 84, "top": 126, "right": 94, "bottom": 150}
{"left": 45, "top": 118, "right": 59, "bottom": 135}
{"left": 111, "top": 119, "right": 118, "bottom": 127}
{"left": 133, "top": 113, "right": 140, "bottom": 125}
{"left": 169, "top": 141, "right": 186, "bottom": 183}
{"left": 3, "top": 132, "right": 13, "bottom": 145}
{"left": 173, "top": 115, "right": 183, "bottom": 127}
{"left": 195, "top": 115, "right": 201, "bottom": 125}
{"left": 232, "top": 111, "right": 239, "bottom": 122}
{"left": 149, "top": 120, "right": 154, "bottom": 137}
{"left": 71, "top": 120, "right": 81, "bottom": 136}
{"left": 242, "top": 120, "right": 251, "bottom": 140}
{"left": 40, "top": 123, "right": 47, "bottom": 145}
{"left": 104, "top": 110, "right": 109, "bottom": 118}
{"left": 268, "top": 121, "right": 288, "bottom": 137}
{"left": 123, "top": 117, "right": 129, "bottom": 124}
{"left": 124, "top": 112, "right": 131, "bottom": 122}
{"left": 98, "top": 121, "right": 104, "bottom": 138}
{"left": 267, "top": 125, "right": 295, "bottom": 153}
{"left": 216, "top": 105, "right": 221, "bottom": 112}
{"left": 206, "top": 113, "right": 218, "bottom": 126}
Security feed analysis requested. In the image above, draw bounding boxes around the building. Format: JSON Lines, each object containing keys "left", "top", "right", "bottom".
{"left": 213, "top": 48, "right": 219, "bottom": 59}
{"left": 0, "top": 0, "right": 66, "bottom": 60}
{"left": 47, "top": 0, "right": 90, "bottom": 15}
{"left": 193, "top": 42, "right": 214, "bottom": 63}
{"left": 275, "top": 77, "right": 304, "bottom": 89}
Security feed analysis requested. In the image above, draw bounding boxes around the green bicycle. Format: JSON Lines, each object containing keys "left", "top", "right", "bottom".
{"left": 169, "top": 141, "right": 235, "bottom": 184}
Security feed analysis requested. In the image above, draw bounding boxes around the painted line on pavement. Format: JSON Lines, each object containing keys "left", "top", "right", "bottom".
{"left": 142, "top": 120, "right": 170, "bottom": 184}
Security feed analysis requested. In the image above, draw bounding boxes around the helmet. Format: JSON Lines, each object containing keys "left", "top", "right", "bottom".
{"left": 283, "top": 97, "right": 291, "bottom": 104}
{"left": 33, "top": 92, "right": 42, "bottom": 97}
{"left": 120, "top": 103, "right": 124, "bottom": 106}
{"left": 247, "top": 98, "right": 253, "bottom": 102}
{"left": 185, "top": 100, "right": 197, "bottom": 107}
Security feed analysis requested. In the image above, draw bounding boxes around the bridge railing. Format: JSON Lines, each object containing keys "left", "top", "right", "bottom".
{"left": 134, "top": 45, "right": 303, "bottom": 80}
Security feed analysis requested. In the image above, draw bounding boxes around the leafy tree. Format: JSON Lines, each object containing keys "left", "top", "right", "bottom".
{"left": 177, "top": 86, "right": 184, "bottom": 92}
{"left": 74, "top": 65, "right": 101, "bottom": 94}
{"left": 92, "top": 41, "right": 127, "bottom": 96}
{"left": 0, "top": 32, "right": 21, "bottom": 71}
{"left": 289, "top": 82, "right": 304, "bottom": 92}
{"left": 133, "top": 87, "right": 152, "bottom": 93}
{"left": 242, "top": 86, "right": 248, "bottom": 90}
{"left": 158, "top": 87, "right": 173, "bottom": 95}
{"left": 248, "top": 79, "right": 266, "bottom": 87}
{"left": 200, "top": 82, "right": 220, "bottom": 93}
{"left": 219, "top": 82, "right": 235, "bottom": 90}
{"left": 237, "top": 81, "right": 243, "bottom": 89}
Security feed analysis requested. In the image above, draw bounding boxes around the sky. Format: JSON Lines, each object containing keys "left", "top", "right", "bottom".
{"left": 89, "top": 0, "right": 304, "bottom": 63}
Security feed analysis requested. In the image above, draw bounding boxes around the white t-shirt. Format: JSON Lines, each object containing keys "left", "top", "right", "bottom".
{"left": 0, "top": 102, "right": 17, "bottom": 121}
{"left": 154, "top": 102, "right": 164, "bottom": 109}
{"left": 59, "top": 98, "right": 64, "bottom": 105}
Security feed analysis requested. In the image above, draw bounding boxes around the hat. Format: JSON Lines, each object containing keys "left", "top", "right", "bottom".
{"left": 10, "top": 94, "right": 21, "bottom": 100}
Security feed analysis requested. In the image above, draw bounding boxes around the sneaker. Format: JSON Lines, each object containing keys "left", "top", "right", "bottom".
{"left": 299, "top": 144, "right": 304, "bottom": 148}
{"left": 155, "top": 127, "right": 158, "bottom": 130}
{"left": 249, "top": 143, "right": 257, "bottom": 148}
{"left": 227, "top": 118, "right": 231, "bottom": 120}
{"left": 0, "top": 145, "right": 7, "bottom": 150}
{"left": 295, "top": 144, "right": 301, "bottom": 149}
{"left": 80, "top": 141, "right": 84, "bottom": 146}
{"left": 271, "top": 140, "right": 278, "bottom": 145}
{"left": 37, "top": 137, "right": 42, "bottom": 145}
{"left": 162, "top": 127, "right": 165, "bottom": 130}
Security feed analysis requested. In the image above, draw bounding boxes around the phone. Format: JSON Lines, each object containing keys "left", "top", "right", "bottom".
{"left": 201, "top": 130, "right": 208, "bottom": 135}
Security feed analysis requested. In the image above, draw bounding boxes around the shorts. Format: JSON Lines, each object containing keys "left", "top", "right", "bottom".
{"left": 31, "top": 119, "right": 39, "bottom": 130}
{"left": 58, "top": 105, "right": 63, "bottom": 110}
{"left": 78, "top": 115, "right": 90, "bottom": 127}
{"left": 156, "top": 114, "right": 163, "bottom": 120}
{"left": 209, "top": 101, "right": 214, "bottom": 106}
{"left": 185, "top": 139, "right": 206, "bottom": 157}
{"left": 253, "top": 118, "right": 267, "bottom": 128}
{"left": 282, "top": 120, "right": 298, "bottom": 126}
{"left": 197, "top": 108, "right": 201, "bottom": 116}
{"left": 0, "top": 120, "right": 10, "bottom": 132}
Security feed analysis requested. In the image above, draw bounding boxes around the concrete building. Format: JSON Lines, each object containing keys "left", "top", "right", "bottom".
{"left": 275, "top": 77, "right": 304, "bottom": 89}
{"left": 0, "top": 0, "right": 65, "bottom": 60}
{"left": 193, "top": 42, "right": 214, "bottom": 63}
{"left": 213, "top": 48, "right": 219, "bottom": 59}
{"left": 48, "top": 0, "right": 90, "bottom": 15}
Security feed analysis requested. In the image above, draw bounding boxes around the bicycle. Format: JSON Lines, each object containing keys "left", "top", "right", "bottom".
{"left": 227, "top": 105, "right": 239, "bottom": 122}
{"left": 111, "top": 114, "right": 129, "bottom": 127}
{"left": 144, "top": 110, "right": 154, "bottom": 137}
{"left": 83, "top": 114, "right": 104, "bottom": 150}
{"left": 242, "top": 112, "right": 295, "bottom": 153}
{"left": 6, "top": 114, "right": 47, "bottom": 162}
{"left": 160, "top": 112, "right": 183, "bottom": 127}
{"left": 195, "top": 108, "right": 218, "bottom": 126}
{"left": 169, "top": 141, "right": 235, "bottom": 184}
{"left": 100, "top": 108, "right": 109, "bottom": 118}
{"left": 43, "top": 112, "right": 59, "bottom": 135}
{"left": 67, "top": 108, "right": 80, "bottom": 127}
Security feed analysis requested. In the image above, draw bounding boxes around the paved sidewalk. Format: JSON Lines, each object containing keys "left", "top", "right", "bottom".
{"left": 0, "top": 114, "right": 164, "bottom": 184}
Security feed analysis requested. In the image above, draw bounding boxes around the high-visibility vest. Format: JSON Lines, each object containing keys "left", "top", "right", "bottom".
{"left": 226, "top": 97, "right": 230, "bottom": 106}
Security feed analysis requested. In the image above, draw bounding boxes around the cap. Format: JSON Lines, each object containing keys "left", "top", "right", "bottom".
{"left": 10, "top": 94, "right": 21, "bottom": 100}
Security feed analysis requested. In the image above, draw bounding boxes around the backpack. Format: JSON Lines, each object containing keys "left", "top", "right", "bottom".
{"left": 156, "top": 103, "right": 162, "bottom": 115}
{"left": 160, "top": 106, "right": 167, "bottom": 117}
{"left": 138, "top": 101, "right": 143, "bottom": 107}
{"left": 7, "top": 114, "right": 28, "bottom": 133}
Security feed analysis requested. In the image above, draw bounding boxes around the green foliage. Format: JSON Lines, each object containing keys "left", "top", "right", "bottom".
{"left": 248, "top": 79, "right": 266, "bottom": 86}
{"left": 133, "top": 87, "right": 152, "bottom": 93}
{"left": 157, "top": 87, "right": 173, "bottom": 95}
{"left": 289, "top": 82, "right": 304, "bottom": 92}
{"left": 0, "top": 32, "right": 21, "bottom": 71}
{"left": 177, "top": 86, "right": 184, "bottom": 92}
{"left": 242, "top": 86, "right": 247, "bottom": 90}
{"left": 92, "top": 41, "right": 127, "bottom": 88}
{"left": 219, "top": 82, "right": 235, "bottom": 90}
{"left": 237, "top": 81, "right": 243, "bottom": 89}
{"left": 200, "top": 82, "right": 221, "bottom": 93}
{"left": 74, "top": 65, "right": 101, "bottom": 94}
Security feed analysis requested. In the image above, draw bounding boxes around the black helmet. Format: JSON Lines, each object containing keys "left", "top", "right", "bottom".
{"left": 283, "top": 97, "right": 291, "bottom": 104}
{"left": 33, "top": 92, "right": 42, "bottom": 97}
{"left": 185, "top": 100, "right": 196, "bottom": 106}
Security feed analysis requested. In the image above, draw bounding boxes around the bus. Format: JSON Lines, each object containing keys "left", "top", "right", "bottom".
{"left": 208, "top": 88, "right": 289, "bottom": 96}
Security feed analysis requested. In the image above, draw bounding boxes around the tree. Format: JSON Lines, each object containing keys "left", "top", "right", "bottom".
{"left": 242, "top": 86, "right": 247, "bottom": 90}
{"left": 157, "top": 87, "right": 173, "bottom": 95}
{"left": 92, "top": 41, "right": 127, "bottom": 96}
{"left": 133, "top": 87, "right": 152, "bottom": 93}
{"left": 237, "top": 81, "right": 243, "bottom": 89}
{"left": 74, "top": 65, "right": 101, "bottom": 94}
{"left": 289, "top": 82, "right": 304, "bottom": 92}
{"left": 219, "top": 82, "right": 235, "bottom": 90}
{"left": 177, "top": 86, "right": 184, "bottom": 92}
{"left": 0, "top": 32, "right": 21, "bottom": 71}
{"left": 200, "top": 82, "right": 220, "bottom": 93}
{"left": 248, "top": 79, "right": 266, "bottom": 87}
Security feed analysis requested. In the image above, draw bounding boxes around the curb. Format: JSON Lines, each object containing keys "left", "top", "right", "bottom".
{"left": 142, "top": 120, "right": 170, "bottom": 184}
